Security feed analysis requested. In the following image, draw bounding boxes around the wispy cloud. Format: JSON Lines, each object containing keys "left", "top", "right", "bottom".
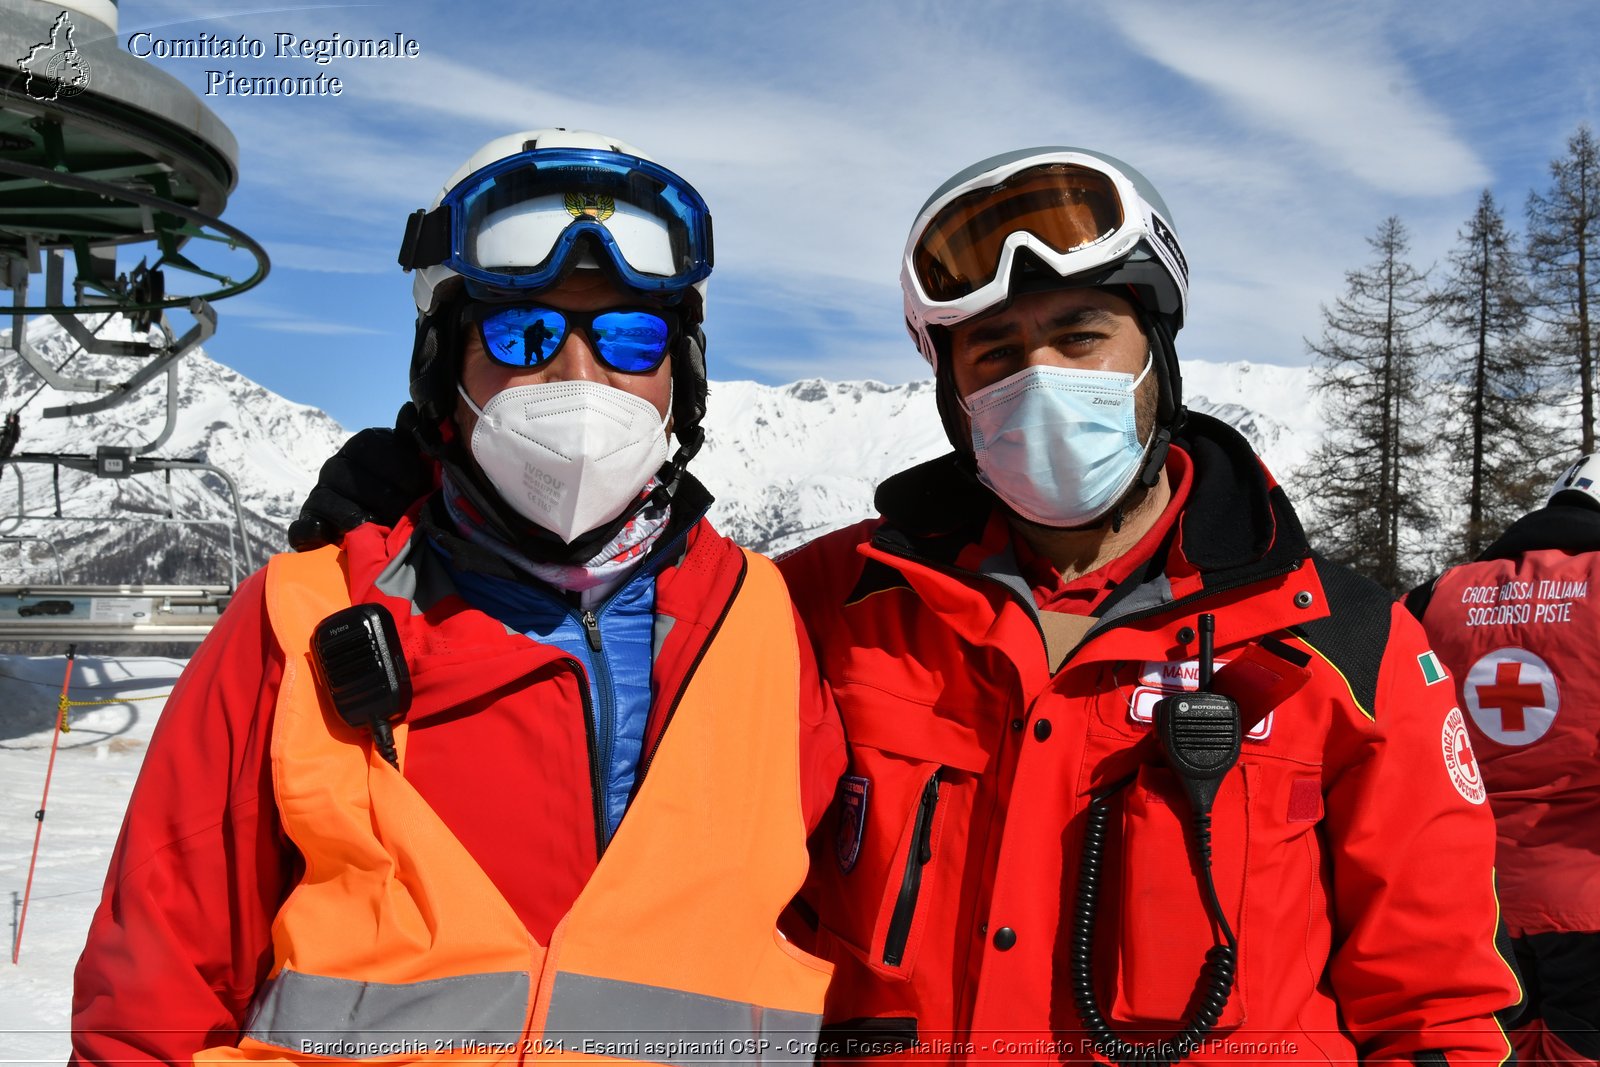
{"left": 225, "top": 301, "right": 387, "bottom": 336}
{"left": 252, "top": 319, "right": 385, "bottom": 336}
{"left": 1106, "top": 3, "right": 1489, "bottom": 197}
{"left": 111, "top": 0, "right": 1597, "bottom": 433}
{"left": 264, "top": 240, "right": 391, "bottom": 274}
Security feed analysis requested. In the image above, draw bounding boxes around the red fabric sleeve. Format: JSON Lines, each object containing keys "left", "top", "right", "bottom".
{"left": 792, "top": 601, "right": 846, "bottom": 834}
{"left": 775, "top": 529, "right": 867, "bottom": 948}
{"left": 69, "top": 570, "right": 296, "bottom": 1066}
{"left": 775, "top": 520, "right": 875, "bottom": 638}
{"left": 1320, "top": 603, "right": 1520, "bottom": 1066}
{"left": 776, "top": 525, "right": 869, "bottom": 838}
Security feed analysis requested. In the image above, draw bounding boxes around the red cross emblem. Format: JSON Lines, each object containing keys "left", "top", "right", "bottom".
{"left": 1455, "top": 734, "right": 1477, "bottom": 779}
{"left": 1442, "top": 707, "right": 1487, "bottom": 804}
{"left": 1474, "top": 661, "right": 1544, "bottom": 732}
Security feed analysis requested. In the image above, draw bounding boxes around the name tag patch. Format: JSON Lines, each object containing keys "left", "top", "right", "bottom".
{"left": 1128, "top": 658, "right": 1273, "bottom": 741}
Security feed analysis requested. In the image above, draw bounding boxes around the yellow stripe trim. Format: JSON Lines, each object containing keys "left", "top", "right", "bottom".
{"left": 1284, "top": 630, "right": 1374, "bottom": 722}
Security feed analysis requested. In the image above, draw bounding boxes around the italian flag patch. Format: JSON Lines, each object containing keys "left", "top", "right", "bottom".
{"left": 1418, "top": 651, "right": 1448, "bottom": 686}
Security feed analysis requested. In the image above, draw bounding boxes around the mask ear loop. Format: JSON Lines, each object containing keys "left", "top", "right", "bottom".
{"left": 1130, "top": 349, "right": 1155, "bottom": 391}
{"left": 455, "top": 381, "right": 490, "bottom": 424}
{"left": 1112, "top": 348, "right": 1161, "bottom": 535}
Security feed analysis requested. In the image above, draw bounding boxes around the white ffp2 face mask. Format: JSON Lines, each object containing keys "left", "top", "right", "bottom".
{"left": 457, "top": 379, "right": 670, "bottom": 543}
{"left": 962, "top": 356, "right": 1154, "bottom": 527}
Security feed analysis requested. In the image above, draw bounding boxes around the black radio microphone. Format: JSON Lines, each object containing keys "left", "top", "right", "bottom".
{"left": 1155, "top": 613, "right": 1242, "bottom": 817}
{"left": 311, "top": 603, "right": 412, "bottom": 770}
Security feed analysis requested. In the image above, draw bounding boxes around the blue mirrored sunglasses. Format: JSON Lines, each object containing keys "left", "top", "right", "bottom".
{"left": 464, "top": 304, "right": 676, "bottom": 374}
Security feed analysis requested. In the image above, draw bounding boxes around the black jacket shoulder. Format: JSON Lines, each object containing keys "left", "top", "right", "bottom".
{"left": 1293, "top": 553, "right": 1396, "bottom": 720}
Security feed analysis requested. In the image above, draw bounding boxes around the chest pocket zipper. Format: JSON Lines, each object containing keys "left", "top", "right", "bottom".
{"left": 883, "top": 768, "right": 941, "bottom": 967}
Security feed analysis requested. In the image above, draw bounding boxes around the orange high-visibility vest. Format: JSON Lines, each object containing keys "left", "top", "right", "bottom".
{"left": 197, "top": 545, "right": 832, "bottom": 1066}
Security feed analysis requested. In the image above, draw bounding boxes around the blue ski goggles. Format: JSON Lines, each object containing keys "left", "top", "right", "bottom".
{"left": 463, "top": 303, "right": 677, "bottom": 374}
{"left": 399, "top": 148, "right": 714, "bottom": 294}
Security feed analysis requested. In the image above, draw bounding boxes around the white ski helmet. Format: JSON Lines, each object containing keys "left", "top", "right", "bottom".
{"left": 1549, "top": 453, "right": 1600, "bottom": 509}
{"left": 901, "top": 147, "right": 1190, "bottom": 459}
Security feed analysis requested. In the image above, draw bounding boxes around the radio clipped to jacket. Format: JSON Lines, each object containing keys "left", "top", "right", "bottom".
{"left": 311, "top": 603, "right": 413, "bottom": 770}
{"left": 1072, "top": 614, "right": 1311, "bottom": 1067}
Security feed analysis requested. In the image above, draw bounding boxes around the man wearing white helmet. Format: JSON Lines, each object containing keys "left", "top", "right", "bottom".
{"left": 777, "top": 148, "right": 1520, "bottom": 1064}
{"left": 1408, "top": 455, "right": 1600, "bottom": 1066}
{"left": 70, "top": 130, "right": 843, "bottom": 1066}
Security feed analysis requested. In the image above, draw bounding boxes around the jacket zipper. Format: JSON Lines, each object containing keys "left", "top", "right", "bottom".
{"left": 629, "top": 555, "right": 749, "bottom": 800}
{"left": 557, "top": 656, "right": 608, "bottom": 861}
{"left": 570, "top": 514, "right": 709, "bottom": 849}
{"left": 883, "top": 769, "right": 941, "bottom": 967}
{"left": 577, "top": 607, "right": 619, "bottom": 853}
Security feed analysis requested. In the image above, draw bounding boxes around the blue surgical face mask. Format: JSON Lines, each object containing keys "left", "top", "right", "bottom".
{"left": 961, "top": 355, "right": 1154, "bottom": 527}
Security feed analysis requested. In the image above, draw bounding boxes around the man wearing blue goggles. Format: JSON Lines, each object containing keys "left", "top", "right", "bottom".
{"left": 398, "top": 132, "right": 717, "bottom": 551}
{"left": 76, "top": 129, "right": 846, "bottom": 1065}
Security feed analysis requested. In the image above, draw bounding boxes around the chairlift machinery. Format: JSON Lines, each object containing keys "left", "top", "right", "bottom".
{"left": 0, "top": 0, "right": 271, "bottom": 642}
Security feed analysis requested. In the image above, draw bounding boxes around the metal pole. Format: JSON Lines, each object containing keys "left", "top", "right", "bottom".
{"left": 14, "top": 644, "right": 76, "bottom": 965}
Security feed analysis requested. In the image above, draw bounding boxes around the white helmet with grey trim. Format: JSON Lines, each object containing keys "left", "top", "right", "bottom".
{"left": 900, "top": 146, "right": 1190, "bottom": 463}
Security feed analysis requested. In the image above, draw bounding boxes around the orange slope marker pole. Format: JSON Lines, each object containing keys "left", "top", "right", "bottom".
{"left": 13, "top": 644, "right": 76, "bottom": 965}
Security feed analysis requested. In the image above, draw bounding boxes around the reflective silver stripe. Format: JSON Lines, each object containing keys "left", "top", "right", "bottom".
{"left": 544, "top": 971, "right": 822, "bottom": 1066}
{"left": 244, "top": 968, "right": 530, "bottom": 1052}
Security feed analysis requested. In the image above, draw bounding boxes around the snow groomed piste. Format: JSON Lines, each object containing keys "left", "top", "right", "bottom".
{"left": 0, "top": 0, "right": 269, "bottom": 642}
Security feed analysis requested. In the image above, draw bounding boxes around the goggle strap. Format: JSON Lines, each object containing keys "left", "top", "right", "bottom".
{"left": 398, "top": 206, "right": 453, "bottom": 271}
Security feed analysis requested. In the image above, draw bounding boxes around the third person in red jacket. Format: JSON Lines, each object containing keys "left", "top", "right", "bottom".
{"left": 1409, "top": 455, "right": 1600, "bottom": 1066}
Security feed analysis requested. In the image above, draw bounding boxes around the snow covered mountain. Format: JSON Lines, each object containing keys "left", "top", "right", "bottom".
{"left": 695, "top": 362, "right": 1324, "bottom": 556}
{"left": 0, "top": 316, "right": 1322, "bottom": 585}
{"left": 0, "top": 316, "right": 349, "bottom": 587}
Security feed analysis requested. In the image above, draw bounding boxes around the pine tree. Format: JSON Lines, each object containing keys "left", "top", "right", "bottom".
{"left": 1299, "top": 217, "right": 1440, "bottom": 594}
{"left": 1525, "top": 123, "right": 1599, "bottom": 451}
{"left": 1434, "top": 190, "right": 1548, "bottom": 559}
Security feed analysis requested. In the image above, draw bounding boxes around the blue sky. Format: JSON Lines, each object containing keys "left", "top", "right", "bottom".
{"left": 77, "top": 0, "right": 1600, "bottom": 432}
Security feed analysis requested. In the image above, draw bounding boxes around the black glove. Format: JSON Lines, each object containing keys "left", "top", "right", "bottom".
{"left": 288, "top": 404, "right": 436, "bottom": 551}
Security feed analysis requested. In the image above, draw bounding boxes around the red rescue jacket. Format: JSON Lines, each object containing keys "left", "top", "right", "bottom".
{"left": 71, "top": 487, "right": 845, "bottom": 1066}
{"left": 780, "top": 413, "right": 1519, "bottom": 1066}
{"left": 1410, "top": 500, "right": 1600, "bottom": 937}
